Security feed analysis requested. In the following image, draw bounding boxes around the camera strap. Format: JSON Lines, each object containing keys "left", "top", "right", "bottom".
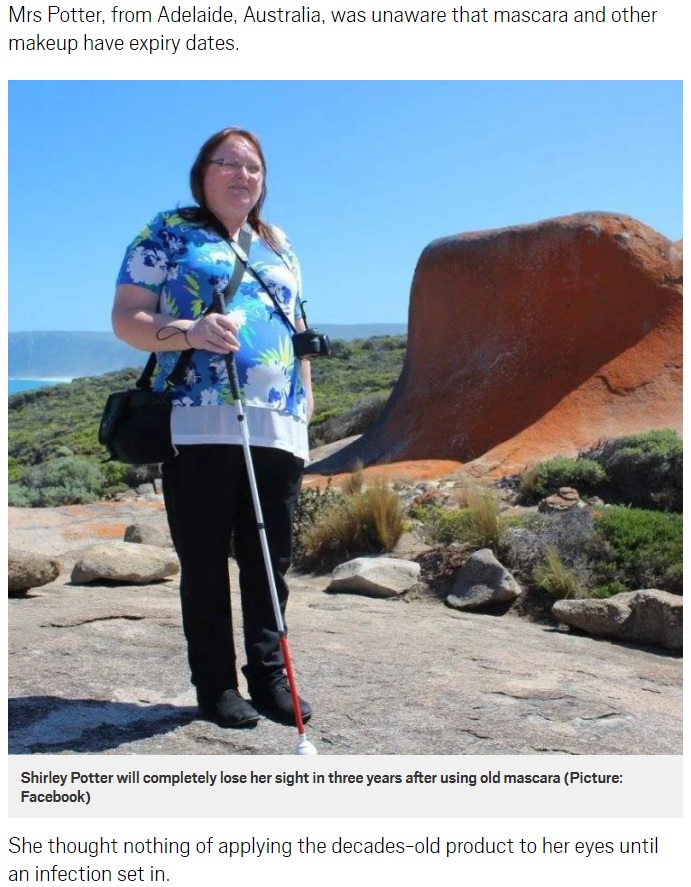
{"left": 225, "top": 227, "right": 300, "bottom": 335}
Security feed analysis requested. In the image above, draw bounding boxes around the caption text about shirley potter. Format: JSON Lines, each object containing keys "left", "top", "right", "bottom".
{"left": 16, "top": 766, "right": 624, "bottom": 806}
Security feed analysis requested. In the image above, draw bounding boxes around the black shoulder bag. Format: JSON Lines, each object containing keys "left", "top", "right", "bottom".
{"left": 98, "top": 228, "right": 251, "bottom": 464}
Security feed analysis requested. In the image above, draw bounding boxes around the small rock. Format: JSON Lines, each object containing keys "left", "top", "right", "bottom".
{"left": 124, "top": 523, "right": 172, "bottom": 548}
{"left": 391, "top": 530, "right": 431, "bottom": 559}
{"left": 538, "top": 487, "right": 584, "bottom": 513}
{"left": 327, "top": 557, "right": 420, "bottom": 598}
{"left": 407, "top": 488, "right": 448, "bottom": 512}
{"left": 446, "top": 548, "right": 521, "bottom": 610}
{"left": 135, "top": 483, "right": 157, "bottom": 498}
{"left": 71, "top": 542, "right": 179, "bottom": 585}
{"left": 8, "top": 548, "right": 61, "bottom": 596}
{"left": 553, "top": 589, "right": 682, "bottom": 651}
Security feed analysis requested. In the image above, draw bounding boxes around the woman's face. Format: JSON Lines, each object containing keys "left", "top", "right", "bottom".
{"left": 203, "top": 135, "right": 264, "bottom": 224}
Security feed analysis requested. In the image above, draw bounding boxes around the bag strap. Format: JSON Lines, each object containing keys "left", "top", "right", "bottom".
{"left": 135, "top": 226, "right": 253, "bottom": 391}
{"left": 135, "top": 352, "right": 159, "bottom": 389}
{"left": 220, "top": 226, "right": 253, "bottom": 308}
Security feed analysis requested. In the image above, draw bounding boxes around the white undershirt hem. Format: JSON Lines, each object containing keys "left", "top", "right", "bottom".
{"left": 171, "top": 404, "right": 310, "bottom": 463}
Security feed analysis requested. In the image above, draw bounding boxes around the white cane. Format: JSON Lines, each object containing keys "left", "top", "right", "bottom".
{"left": 218, "top": 316, "right": 316, "bottom": 756}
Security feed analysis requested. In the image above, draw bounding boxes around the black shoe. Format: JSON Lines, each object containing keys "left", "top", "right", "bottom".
{"left": 249, "top": 674, "right": 313, "bottom": 726}
{"left": 197, "top": 688, "right": 260, "bottom": 729}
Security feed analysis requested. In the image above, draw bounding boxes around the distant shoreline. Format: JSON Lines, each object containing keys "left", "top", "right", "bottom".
{"left": 9, "top": 378, "right": 73, "bottom": 396}
{"left": 8, "top": 326, "right": 407, "bottom": 380}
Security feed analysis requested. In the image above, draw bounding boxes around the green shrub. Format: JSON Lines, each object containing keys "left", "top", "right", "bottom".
{"left": 590, "top": 506, "right": 683, "bottom": 595}
{"left": 517, "top": 466, "right": 540, "bottom": 501}
{"left": 329, "top": 340, "right": 354, "bottom": 359}
{"left": 309, "top": 408, "right": 341, "bottom": 431}
{"left": 408, "top": 502, "right": 431, "bottom": 522}
{"left": 293, "top": 482, "right": 344, "bottom": 552}
{"left": 505, "top": 506, "right": 682, "bottom": 600}
{"left": 415, "top": 507, "right": 470, "bottom": 545}
{"left": 415, "top": 490, "right": 506, "bottom": 552}
{"left": 420, "top": 510, "right": 455, "bottom": 546}
{"left": 503, "top": 510, "right": 593, "bottom": 589}
{"left": 583, "top": 430, "right": 682, "bottom": 511}
{"left": 8, "top": 485, "right": 32, "bottom": 507}
{"left": 518, "top": 431, "right": 683, "bottom": 512}
{"left": 588, "top": 581, "right": 628, "bottom": 599}
{"left": 17, "top": 457, "right": 106, "bottom": 506}
{"left": 8, "top": 457, "right": 24, "bottom": 485}
{"left": 519, "top": 457, "right": 608, "bottom": 502}
{"left": 100, "top": 460, "right": 136, "bottom": 496}
{"left": 97, "top": 461, "right": 161, "bottom": 498}
{"left": 309, "top": 335, "right": 404, "bottom": 422}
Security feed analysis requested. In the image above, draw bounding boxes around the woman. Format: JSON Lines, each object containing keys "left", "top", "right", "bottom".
{"left": 112, "top": 127, "right": 313, "bottom": 729}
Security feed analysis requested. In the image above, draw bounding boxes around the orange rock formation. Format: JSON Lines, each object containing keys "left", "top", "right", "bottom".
{"left": 310, "top": 213, "right": 682, "bottom": 478}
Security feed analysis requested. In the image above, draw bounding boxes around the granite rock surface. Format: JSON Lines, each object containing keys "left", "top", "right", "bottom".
{"left": 8, "top": 501, "right": 682, "bottom": 756}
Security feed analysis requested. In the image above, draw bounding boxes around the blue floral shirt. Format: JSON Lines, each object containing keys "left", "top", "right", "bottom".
{"left": 116, "top": 210, "right": 307, "bottom": 423}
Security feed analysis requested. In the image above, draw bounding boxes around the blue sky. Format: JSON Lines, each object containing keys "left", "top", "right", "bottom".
{"left": 9, "top": 80, "right": 682, "bottom": 332}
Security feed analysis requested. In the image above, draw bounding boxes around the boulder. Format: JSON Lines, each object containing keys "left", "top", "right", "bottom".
{"left": 71, "top": 542, "right": 179, "bottom": 585}
{"left": 124, "top": 522, "right": 172, "bottom": 548}
{"left": 134, "top": 482, "right": 161, "bottom": 498}
{"left": 553, "top": 589, "right": 682, "bottom": 651}
{"left": 312, "top": 394, "right": 388, "bottom": 446}
{"left": 8, "top": 548, "right": 61, "bottom": 596}
{"left": 327, "top": 557, "right": 420, "bottom": 598}
{"left": 309, "top": 213, "right": 682, "bottom": 477}
{"left": 446, "top": 548, "right": 521, "bottom": 610}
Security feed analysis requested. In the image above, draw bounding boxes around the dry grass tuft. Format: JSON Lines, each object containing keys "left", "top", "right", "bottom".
{"left": 533, "top": 547, "right": 585, "bottom": 600}
{"left": 341, "top": 460, "right": 365, "bottom": 495}
{"left": 300, "top": 484, "right": 405, "bottom": 569}
{"left": 463, "top": 487, "right": 505, "bottom": 551}
{"left": 518, "top": 465, "right": 540, "bottom": 501}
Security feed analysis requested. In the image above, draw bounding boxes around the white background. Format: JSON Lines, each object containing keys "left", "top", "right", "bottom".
{"left": 3, "top": 0, "right": 688, "bottom": 883}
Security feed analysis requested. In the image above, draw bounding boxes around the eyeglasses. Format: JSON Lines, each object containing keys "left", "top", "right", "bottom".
{"left": 208, "top": 158, "right": 262, "bottom": 176}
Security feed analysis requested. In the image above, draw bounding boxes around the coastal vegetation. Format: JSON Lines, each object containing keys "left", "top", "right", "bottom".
{"left": 8, "top": 335, "right": 406, "bottom": 503}
{"left": 8, "top": 341, "right": 682, "bottom": 604}
{"left": 518, "top": 430, "right": 682, "bottom": 512}
{"left": 289, "top": 428, "right": 682, "bottom": 601}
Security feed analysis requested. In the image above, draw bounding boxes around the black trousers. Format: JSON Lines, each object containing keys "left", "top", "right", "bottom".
{"left": 162, "top": 444, "right": 304, "bottom": 696}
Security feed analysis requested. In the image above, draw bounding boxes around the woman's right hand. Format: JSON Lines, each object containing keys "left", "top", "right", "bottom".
{"left": 112, "top": 284, "right": 240, "bottom": 354}
{"left": 186, "top": 314, "right": 240, "bottom": 354}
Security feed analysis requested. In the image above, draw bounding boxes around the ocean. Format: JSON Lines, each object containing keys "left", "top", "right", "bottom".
{"left": 8, "top": 378, "right": 72, "bottom": 396}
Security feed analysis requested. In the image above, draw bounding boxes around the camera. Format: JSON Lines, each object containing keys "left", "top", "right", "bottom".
{"left": 292, "top": 328, "right": 332, "bottom": 359}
